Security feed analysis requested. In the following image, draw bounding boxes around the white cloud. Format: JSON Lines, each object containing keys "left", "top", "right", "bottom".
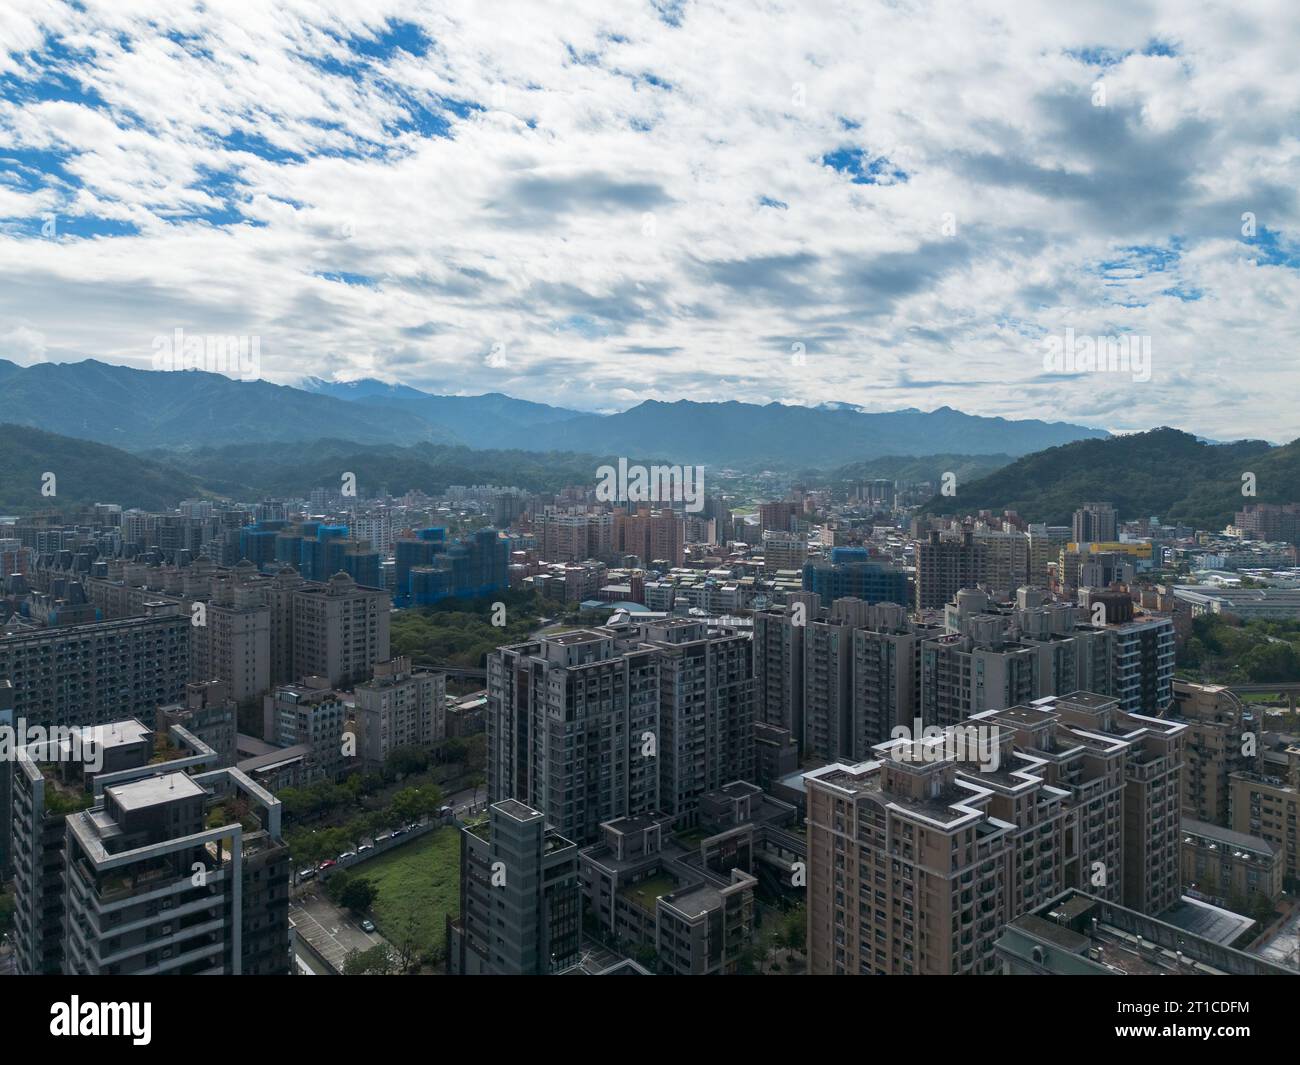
{"left": 0, "top": 0, "right": 1296, "bottom": 441}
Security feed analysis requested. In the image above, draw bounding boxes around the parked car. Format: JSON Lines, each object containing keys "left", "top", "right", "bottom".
{"left": 390, "top": 827, "right": 406, "bottom": 838}
{"left": 357, "top": 843, "right": 374, "bottom": 853}
{"left": 359, "top": 919, "right": 376, "bottom": 933}
{"left": 339, "top": 851, "right": 357, "bottom": 860}
{"left": 297, "top": 868, "right": 316, "bottom": 881}
{"left": 318, "top": 860, "right": 337, "bottom": 871}
{"left": 438, "top": 805, "right": 453, "bottom": 818}
{"left": 375, "top": 833, "right": 392, "bottom": 843}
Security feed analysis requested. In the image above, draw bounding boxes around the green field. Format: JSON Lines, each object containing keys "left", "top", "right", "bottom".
{"left": 361, "top": 827, "right": 461, "bottom": 959}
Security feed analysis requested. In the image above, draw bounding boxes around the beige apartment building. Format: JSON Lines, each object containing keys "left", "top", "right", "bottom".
{"left": 806, "top": 691, "right": 1186, "bottom": 975}
{"left": 615, "top": 506, "right": 685, "bottom": 568}
{"left": 289, "top": 572, "right": 390, "bottom": 689}
{"left": 354, "top": 656, "right": 447, "bottom": 768}
{"left": 1166, "top": 680, "right": 1260, "bottom": 826}
{"left": 1181, "top": 818, "right": 1283, "bottom": 910}
{"left": 78, "top": 557, "right": 389, "bottom": 699}
{"left": 189, "top": 594, "right": 271, "bottom": 705}
{"left": 1230, "top": 735, "right": 1300, "bottom": 886}
{"left": 535, "top": 508, "right": 613, "bottom": 563}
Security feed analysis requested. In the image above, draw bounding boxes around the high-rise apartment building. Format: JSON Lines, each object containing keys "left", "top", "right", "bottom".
{"left": 1166, "top": 680, "right": 1260, "bottom": 826}
{"left": 637, "top": 619, "right": 755, "bottom": 826}
{"left": 914, "top": 529, "right": 985, "bottom": 610}
{"left": 188, "top": 590, "right": 271, "bottom": 705}
{"left": 806, "top": 736, "right": 1067, "bottom": 975}
{"left": 11, "top": 720, "right": 290, "bottom": 975}
{"left": 1230, "top": 738, "right": 1300, "bottom": 887}
{"left": 806, "top": 691, "right": 1185, "bottom": 975}
{"left": 262, "top": 682, "right": 348, "bottom": 782}
{"left": 1234, "top": 502, "right": 1300, "bottom": 543}
{"left": 74, "top": 558, "right": 388, "bottom": 699}
{"left": 1107, "top": 613, "right": 1176, "bottom": 716}
{"left": 487, "top": 629, "right": 660, "bottom": 845}
{"left": 535, "top": 508, "right": 613, "bottom": 563}
{"left": 290, "top": 571, "right": 391, "bottom": 688}
{"left": 1027, "top": 523, "right": 1071, "bottom": 587}
{"left": 758, "top": 501, "right": 799, "bottom": 534}
{"left": 354, "top": 656, "right": 447, "bottom": 768}
{"left": 850, "top": 603, "right": 926, "bottom": 759}
{"left": 761, "top": 531, "right": 807, "bottom": 575}
{"left": 0, "top": 614, "right": 188, "bottom": 729}
{"left": 801, "top": 547, "right": 909, "bottom": 606}
{"left": 801, "top": 598, "right": 872, "bottom": 761}
{"left": 447, "top": 799, "right": 580, "bottom": 975}
{"left": 1072, "top": 502, "right": 1118, "bottom": 544}
{"left": 752, "top": 593, "right": 816, "bottom": 741}
{"left": 61, "top": 767, "right": 290, "bottom": 974}
{"left": 615, "top": 507, "right": 684, "bottom": 568}
{"left": 972, "top": 529, "right": 1030, "bottom": 600}
{"left": 971, "top": 692, "right": 1186, "bottom": 915}
{"left": 157, "top": 680, "right": 238, "bottom": 766}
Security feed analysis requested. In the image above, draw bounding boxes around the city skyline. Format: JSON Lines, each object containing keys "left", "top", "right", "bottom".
{"left": 4, "top": 0, "right": 1300, "bottom": 1006}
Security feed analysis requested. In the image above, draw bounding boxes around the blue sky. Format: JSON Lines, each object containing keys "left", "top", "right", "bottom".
{"left": 1, "top": 1, "right": 1298, "bottom": 442}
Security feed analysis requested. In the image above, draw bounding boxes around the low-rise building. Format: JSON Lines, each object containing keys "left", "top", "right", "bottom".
{"left": 995, "top": 889, "right": 1291, "bottom": 975}
{"left": 1181, "top": 817, "right": 1283, "bottom": 911}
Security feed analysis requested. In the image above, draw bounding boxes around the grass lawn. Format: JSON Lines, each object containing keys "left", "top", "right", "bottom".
{"left": 361, "top": 826, "right": 460, "bottom": 958}
{"left": 620, "top": 874, "right": 678, "bottom": 912}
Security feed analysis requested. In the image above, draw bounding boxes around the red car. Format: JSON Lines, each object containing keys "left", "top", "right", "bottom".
{"left": 318, "top": 860, "right": 337, "bottom": 871}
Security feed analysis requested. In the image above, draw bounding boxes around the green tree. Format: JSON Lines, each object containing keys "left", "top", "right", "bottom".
{"left": 339, "top": 877, "right": 378, "bottom": 914}
{"left": 389, "top": 784, "right": 441, "bottom": 825}
{"left": 386, "top": 745, "right": 430, "bottom": 778}
{"left": 343, "top": 944, "right": 394, "bottom": 975}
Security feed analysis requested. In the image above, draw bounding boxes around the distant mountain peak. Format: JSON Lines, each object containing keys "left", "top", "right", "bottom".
{"left": 298, "top": 375, "right": 430, "bottom": 400}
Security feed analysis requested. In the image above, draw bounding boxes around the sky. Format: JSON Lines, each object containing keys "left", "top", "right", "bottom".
{"left": 1, "top": 0, "right": 1298, "bottom": 441}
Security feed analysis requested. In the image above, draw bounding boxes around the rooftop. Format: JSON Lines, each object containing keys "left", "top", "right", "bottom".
{"left": 107, "top": 771, "right": 206, "bottom": 812}
{"left": 494, "top": 798, "right": 543, "bottom": 824}
{"left": 1182, "top": 817, "right": 1278, "bottom": 857}
{"left": 620, "top": 872, "right": 678, "bottom": 911}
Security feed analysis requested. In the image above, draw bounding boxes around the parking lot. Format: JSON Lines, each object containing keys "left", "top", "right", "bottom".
{"left": 289, "top": 890, "right": 389, "bottom": 974}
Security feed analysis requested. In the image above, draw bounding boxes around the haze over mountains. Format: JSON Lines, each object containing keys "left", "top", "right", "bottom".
{"left": 7, "top": 361, "right": 1291, "bottom": 529}
{"left": 0, "top": 360, "right": 1107, "bottom": 467}
{"left": 6, "top": 422, "right": 1297, "bottom": 532}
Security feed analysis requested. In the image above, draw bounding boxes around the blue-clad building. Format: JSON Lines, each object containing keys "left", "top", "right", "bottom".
{"left": 802, "top": 548, "right": 909, "bottom": 606}
{"left": 395, "top": 527, "right": 509, "bottom": 607}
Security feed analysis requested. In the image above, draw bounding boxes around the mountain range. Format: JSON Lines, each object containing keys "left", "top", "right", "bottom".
{"left": 0, "top": 360, "right": 1107, "bottom": 467}
{"left": 6, "top": 421, "right": 1298, "bottom": 531}
{"left": 919, "top": 427, "right": 1290, "bottom": 529}
{"left": 0, "top": 424, "right": 202, "bottom": 512}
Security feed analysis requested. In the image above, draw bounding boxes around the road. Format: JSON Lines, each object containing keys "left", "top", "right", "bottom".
{"left": 442, "top": 784, "right": 488, "bottom": 821}
{"left": 289, "top": 890, "right": 389, "bottom": 974}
